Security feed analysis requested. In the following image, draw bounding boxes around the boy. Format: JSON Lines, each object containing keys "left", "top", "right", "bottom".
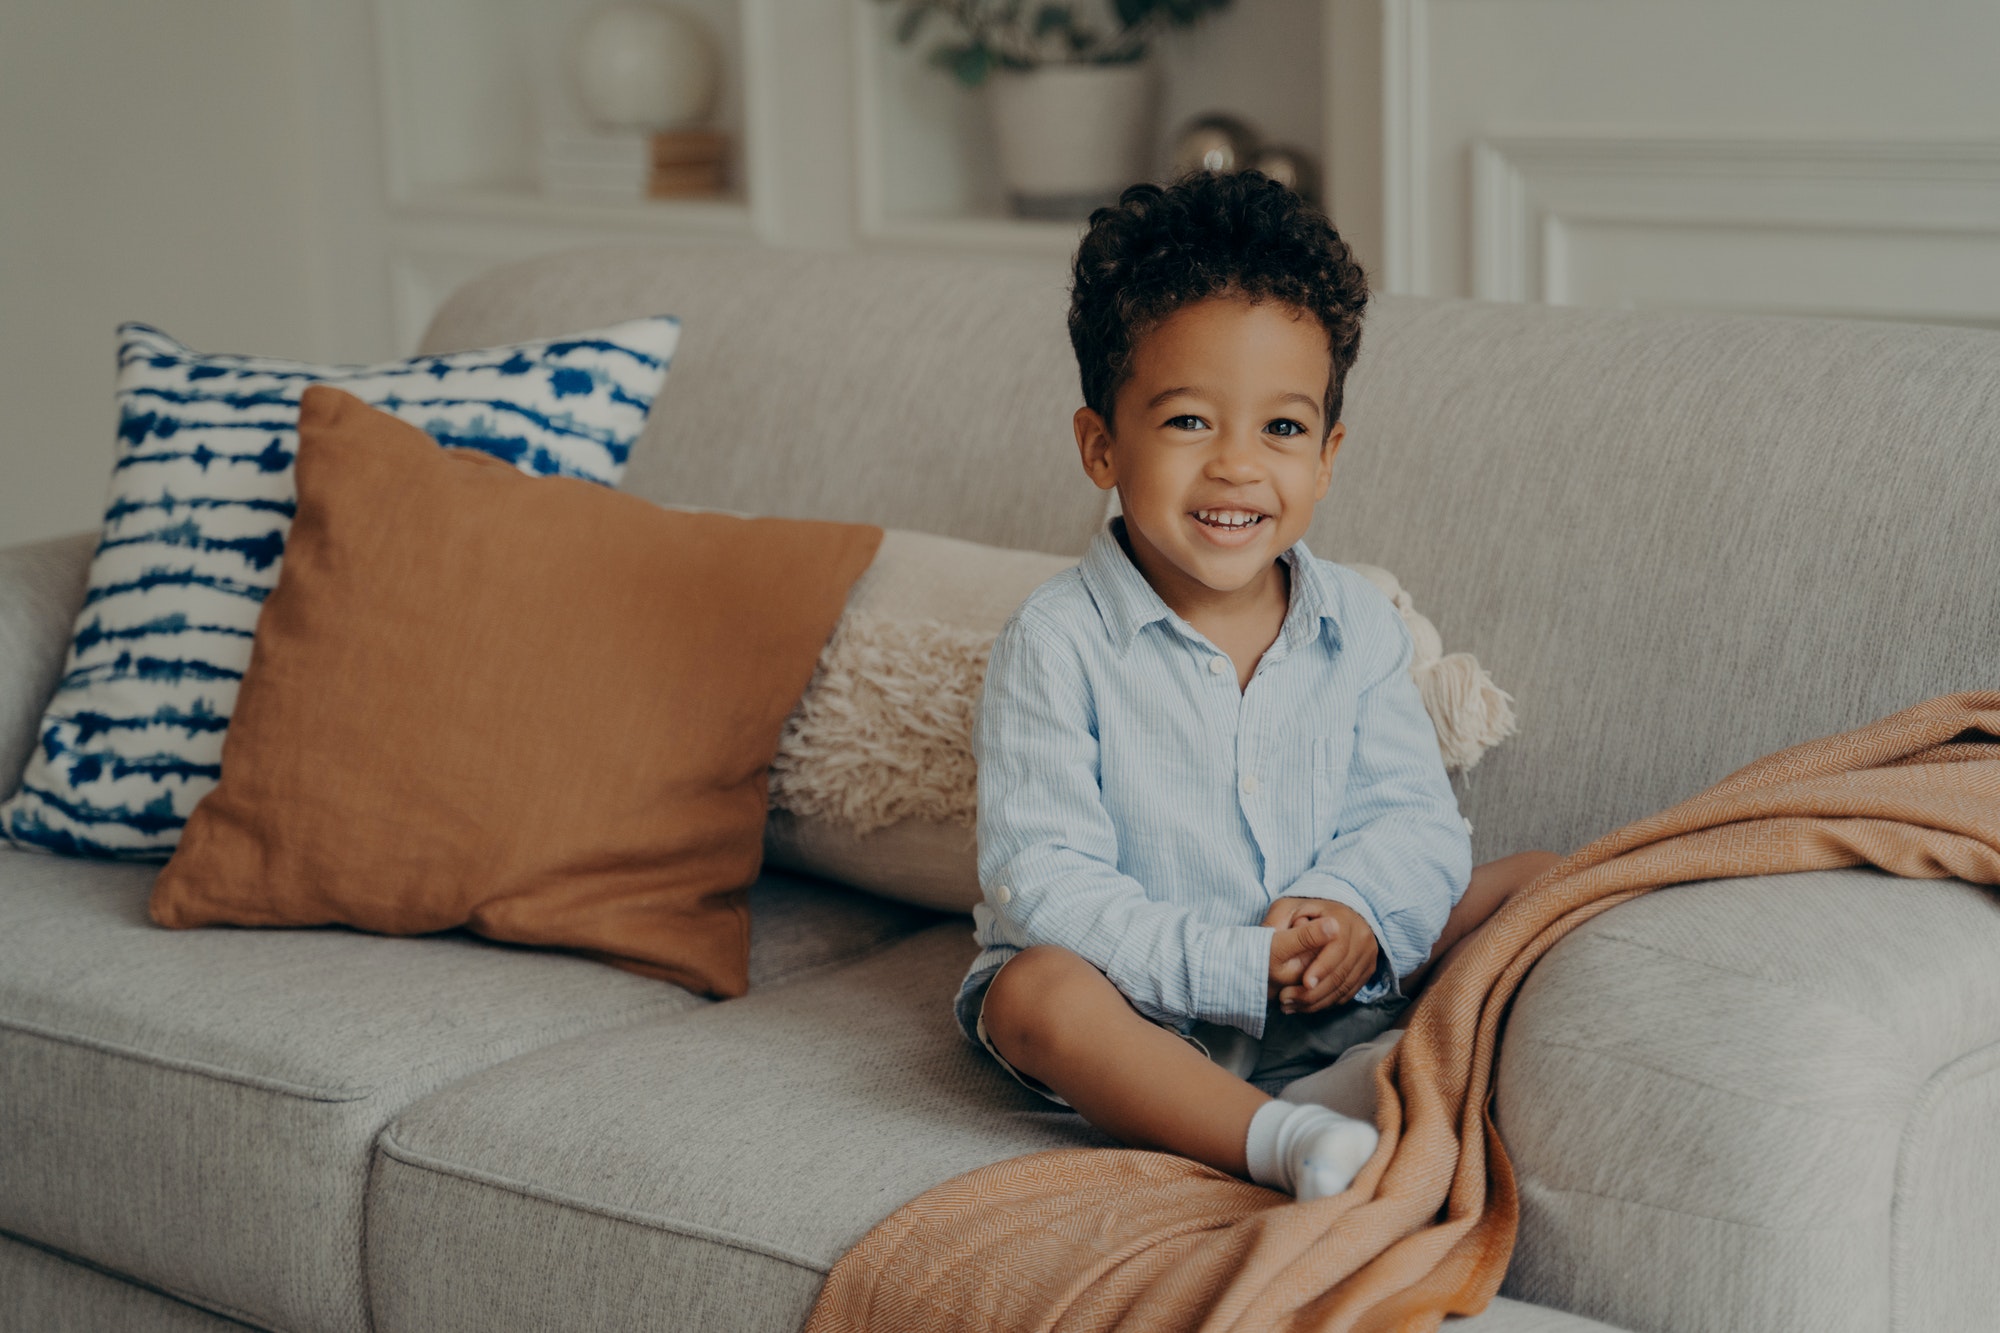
{"left": 959, "top": 172, "right": 1558, "bottom": 1201}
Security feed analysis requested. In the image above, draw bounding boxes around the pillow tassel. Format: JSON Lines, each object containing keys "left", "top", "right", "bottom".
{"left": 1417, "top": 651, "right": 1518, "bottom": 773}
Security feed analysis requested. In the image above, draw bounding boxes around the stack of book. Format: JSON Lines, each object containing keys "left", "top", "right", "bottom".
{"left": 646, "top": 130, "right": 728, "bottom": 197}
{"left": 539, "top": 129, "right": 729, "bottom": 202}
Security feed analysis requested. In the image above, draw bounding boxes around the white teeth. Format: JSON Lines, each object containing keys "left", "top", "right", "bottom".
{"left": 1195, "top": 509, "right": 1262, "bottom": 529}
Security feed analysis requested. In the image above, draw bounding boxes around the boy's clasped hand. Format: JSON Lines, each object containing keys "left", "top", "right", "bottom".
{"left": 1265, "top": 898, "right": 1378, "bottom": 1015}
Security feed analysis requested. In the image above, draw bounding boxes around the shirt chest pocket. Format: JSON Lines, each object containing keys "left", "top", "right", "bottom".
{"left": 1312, "top": 734, "right": 1352, "bottom": 842}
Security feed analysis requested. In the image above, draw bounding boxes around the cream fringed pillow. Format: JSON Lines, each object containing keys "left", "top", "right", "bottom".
{"left": 1343, "top": 563, "right": 1519, "bottom": 771}
{"left": 764, "top": 533, "right": 1070, "bottom": 912}
{"left": 766, "top": 532, "right": 1517, "bottom": 913}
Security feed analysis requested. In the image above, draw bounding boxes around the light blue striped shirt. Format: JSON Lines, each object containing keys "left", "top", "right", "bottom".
{"left": 963, "top": 520, "right": 1472, "bottom": 1040}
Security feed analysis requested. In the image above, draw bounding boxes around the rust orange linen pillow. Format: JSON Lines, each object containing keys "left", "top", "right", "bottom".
{"left": 149, "top": 386, "right": 883, "bottom": 997}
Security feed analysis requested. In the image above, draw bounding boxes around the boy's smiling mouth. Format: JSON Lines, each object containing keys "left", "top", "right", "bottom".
{"left": 1192, "top": 507, "right": 1268, "bottom": 531}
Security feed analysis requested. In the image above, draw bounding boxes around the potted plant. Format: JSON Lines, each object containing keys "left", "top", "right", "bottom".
{"left": 884, "top": 0, "right": 1232, "bottom": 218}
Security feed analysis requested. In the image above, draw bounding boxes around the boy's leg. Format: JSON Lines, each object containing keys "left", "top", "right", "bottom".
{"left": 1397, "top": 848, "right": 1561, "bottom": 999}
{"left": 980, "top": 945, "right": 1268, "bottom": 1176}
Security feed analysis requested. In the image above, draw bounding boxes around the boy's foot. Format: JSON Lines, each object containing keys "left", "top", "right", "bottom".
{"left": 1295, "top": 1114, "right": 1382, "bottom": 1200}
{"left": 1245, "top": 1100, "right": 1380, "bottom": 1200}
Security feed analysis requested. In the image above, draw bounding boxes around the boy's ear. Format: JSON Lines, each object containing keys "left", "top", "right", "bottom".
{"left": 1314, "top": 421, "right": 1345, "bottom": 500}
{"left": 1074, "top": 406, "right": 1118, "bottom": 491}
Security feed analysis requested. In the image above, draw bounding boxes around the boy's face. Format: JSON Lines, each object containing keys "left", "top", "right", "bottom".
{"left": 1074, "top": 296, "right": 1343, "bottom": 608}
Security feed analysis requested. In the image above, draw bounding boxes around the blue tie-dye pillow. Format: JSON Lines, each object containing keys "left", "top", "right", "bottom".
{"left": 0, "top": 317, "right": 681, "bottom": 859}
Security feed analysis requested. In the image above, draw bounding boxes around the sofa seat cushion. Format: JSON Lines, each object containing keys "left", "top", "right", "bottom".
{"left": 368, "top": 924, "right": 1628, "bottom": 1333}
{"left": 0, "top": 845, "right": 930, "bottom": 1333}
{"left": 1496, "top": 868, "right": 2000, "bottom": 1333}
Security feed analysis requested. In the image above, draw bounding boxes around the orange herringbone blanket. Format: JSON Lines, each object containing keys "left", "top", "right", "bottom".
{"left": 805, "top": 691, "right": 2000, "bottom": 1333}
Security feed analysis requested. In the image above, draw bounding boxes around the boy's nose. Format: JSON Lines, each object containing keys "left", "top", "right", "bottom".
{"left": 1205, "top": 431, "right": 1264, "bottom": 481}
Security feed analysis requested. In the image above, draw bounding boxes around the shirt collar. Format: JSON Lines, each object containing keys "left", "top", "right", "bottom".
{"left": 1080, "top": 517, "right": 1345, "bottom": 656}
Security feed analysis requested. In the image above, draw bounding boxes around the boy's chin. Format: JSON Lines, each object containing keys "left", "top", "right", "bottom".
{"left": 1175, "top": 550, "right": 1278, "bottom": 595}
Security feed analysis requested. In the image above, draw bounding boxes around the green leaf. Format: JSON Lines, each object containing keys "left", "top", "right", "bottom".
{"left": 894, "top": 3, "right": 929, "bottom": 45}
{"left": 1113, "top": 0, "right": 1154, "bottom": 27}
{"left": 1033, "top": 3, "right": 1072, "bottom": 37}
{"left": 942, "top": 42, "right": 994, "bottom": 86}
{"left": 1155, "top": 0, "right": 1230, "bottom": 25}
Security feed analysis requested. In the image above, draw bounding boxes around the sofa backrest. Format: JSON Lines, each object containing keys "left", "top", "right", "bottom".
{"left": 1320, "top": 299, "right": 1999, "bottom": 859}
{"left": 424, "top": 247, "right": 2000, "bottom": 860}
{"left": 421, "top": 245, "right": 1106, "bottom": 558}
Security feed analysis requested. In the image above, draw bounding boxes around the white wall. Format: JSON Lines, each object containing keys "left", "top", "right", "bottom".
{"left": 1331, "top": 0, "right": 2000, "bottom": 323}
{"left": 0, "top": 0, "right": 326, "bottom": 548}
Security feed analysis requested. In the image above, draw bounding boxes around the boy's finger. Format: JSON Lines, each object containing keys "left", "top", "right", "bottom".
{"left": 1301, "top": 942, "right": 1377, "bottom": 1012}
{"left": 1292, "top": 915, "right": 1338, "bottom": 954}
{"left": 1297, "top": 937, "right": 1348, "bottom": 994}
{"left": 1331, "top": 949, "right": 1375, "bottom": 1002}
{"left": 1302, "top": 958, "right": 1370, "bottom": 1013}
{"left": 1272, "top": 920, "right": 1313, "bottom": 965}
{"left": 1286, "top": 939, "right": 1350, "bottom": 1011}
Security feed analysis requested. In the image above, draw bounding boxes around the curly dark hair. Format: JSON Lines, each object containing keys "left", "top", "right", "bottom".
{"left": 1068, "top": 171, "right": 1368, "bottom": 434}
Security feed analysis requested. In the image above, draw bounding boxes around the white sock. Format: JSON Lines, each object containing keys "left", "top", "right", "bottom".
{"left": 1244, "top": 1099, "right": 1379, "bottom": 1200}
{"left": 1279, "top": 1028, "right": 1405, "bottom": 1122}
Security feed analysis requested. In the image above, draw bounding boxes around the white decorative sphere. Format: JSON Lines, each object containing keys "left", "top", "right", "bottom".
{"left": 573, "top": 4, "right": 719, "bottom": 131}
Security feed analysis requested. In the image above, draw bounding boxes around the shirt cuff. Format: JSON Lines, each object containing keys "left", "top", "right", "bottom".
{"left": 1285, "top": 871, "right": 1398, "bottom": 1005}
{"left": 1198, "top": 925, "right": 1276, "bottom": 1038}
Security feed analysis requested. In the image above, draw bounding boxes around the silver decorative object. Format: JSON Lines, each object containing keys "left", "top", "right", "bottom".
{"left": 1253, "top": 144, "right": 1320, "bottom": 205}
{"left": 1171, "top": 113, "right": 1257, "bottom": 178}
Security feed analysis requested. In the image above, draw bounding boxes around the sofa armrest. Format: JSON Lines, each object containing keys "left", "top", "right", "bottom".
{"left": 0, "top": 532, "right": 93, "bottom": 795}
{"left": 1495, "top": 866, "right": 2000, "bottom": 1333}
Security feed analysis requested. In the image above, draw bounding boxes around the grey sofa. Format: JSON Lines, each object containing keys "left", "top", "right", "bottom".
{"left": 3, "top": 246, "right": 1996, "bottom": 1333}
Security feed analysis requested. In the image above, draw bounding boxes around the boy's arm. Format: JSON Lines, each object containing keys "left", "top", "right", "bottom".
{"left": 1285, "top": 600, "right": 1473, "bottom": 1002}
{"left": 975, "top": 614, "right": 1276, "bottom": 1037}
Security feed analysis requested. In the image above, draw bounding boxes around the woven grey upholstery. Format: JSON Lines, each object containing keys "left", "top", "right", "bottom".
{"left": 1308, "top": 298, "right": 2000, "bottom": 861}
{"left": 1496, "top": 867, "right": 2000, "bottom": 1332}
{"left": 0, "top": 844, "right": 928, "bottom": 1333}
{"left": 370, "top": 926, "right": 1622, "bottom": 1333}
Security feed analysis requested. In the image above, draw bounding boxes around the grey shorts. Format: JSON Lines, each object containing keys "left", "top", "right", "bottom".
{"left": 960, "top": 958, "right": 1409, "bottom": 1105}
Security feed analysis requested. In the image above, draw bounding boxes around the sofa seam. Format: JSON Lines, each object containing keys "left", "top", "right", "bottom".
{"left": 0, "top": 993, "right": 710, "bottom": 1108}
{"left": 0, "top": 1012, "right": 371, "bottom": 1103}
{"left": 1508, "top": 1030, "right": 1906, "bottom": 1126}
{"left": 1576, "top": 928, "right": 1914, "bottom": 1048}
{"left": 0, "top": 924, "right": 936, "bottom": 1104}
{"left": 1514, "top": 1173, "right": 1882, "bottom": 1236}
{"left": 0, "top": 1225, "right": 283, "bottom": 1331}
{"left": 367, "top": 995, "right": 707, "bottom": 1098}
{"left": 1887, "top": 1037, "right": 2000, "bottom": 1332}
{"left": 373, "top": 1130, "right": 829, "bottom": 1276}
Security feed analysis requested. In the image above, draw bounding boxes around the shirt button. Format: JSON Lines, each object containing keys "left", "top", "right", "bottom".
{"left": 1240, "top": 775, "right": 1260, "bottom": 796}
{"left": 1208, "top": 656, "right": 1229, "bottom": 676}
{"left": 994, "top": 884, "right": 1012, "bottom": 906}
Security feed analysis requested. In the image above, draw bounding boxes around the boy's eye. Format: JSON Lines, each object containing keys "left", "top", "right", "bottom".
{"left": 1266, "top": 418, "right": 1309, "bottom": 438}
{"left": 1165, "top": 414, "right": 1208, "bottom": 431}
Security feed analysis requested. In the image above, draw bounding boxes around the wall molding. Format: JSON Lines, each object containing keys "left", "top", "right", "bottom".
{"left": 1471, "top": 134, "right": 2000, "bottom": 307}
{"left": 1378, "top": 0, "right": 1431, "bottom": 295}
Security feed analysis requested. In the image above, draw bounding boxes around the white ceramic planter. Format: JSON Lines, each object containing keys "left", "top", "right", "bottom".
{"left": 984, "top": 62, "right": 1158, "bottom": 218}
